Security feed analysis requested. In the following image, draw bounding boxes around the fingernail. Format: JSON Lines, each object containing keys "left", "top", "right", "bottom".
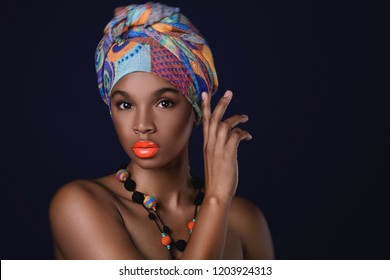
{"left": 241, "top": 114, "right": 249, "bottom": 119}
{"left": 224, "top": 91, "right": 232, "bottom": 98}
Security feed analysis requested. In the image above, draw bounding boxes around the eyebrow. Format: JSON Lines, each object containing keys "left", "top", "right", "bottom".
{"left": 111, "top": 87, "right": 180, "bottom": 98}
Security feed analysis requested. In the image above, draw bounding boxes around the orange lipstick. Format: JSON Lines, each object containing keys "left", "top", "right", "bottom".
{"left": 132, "top": 140, "right": 159, "bottom": 158}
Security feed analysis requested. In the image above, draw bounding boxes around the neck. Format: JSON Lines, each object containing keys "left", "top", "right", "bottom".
{"left": 126, "top": 147, "right": 195, "bottom": 210}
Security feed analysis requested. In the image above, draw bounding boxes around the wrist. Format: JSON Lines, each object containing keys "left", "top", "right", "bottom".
{"left": 203, "top": 193, "right": 233, "bottom": 207}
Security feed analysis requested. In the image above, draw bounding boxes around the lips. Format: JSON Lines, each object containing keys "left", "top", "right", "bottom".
{"left": 132, "top": 140, "right": 159, "bottom": 158}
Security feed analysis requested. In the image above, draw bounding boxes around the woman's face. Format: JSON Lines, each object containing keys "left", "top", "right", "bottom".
{"left": 110, "top": 72, "right": 195, "bottom": 169}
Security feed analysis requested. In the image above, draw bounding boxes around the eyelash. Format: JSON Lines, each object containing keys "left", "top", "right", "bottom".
{"left": 116, "top": 99, "right": 175, "bottom": 110}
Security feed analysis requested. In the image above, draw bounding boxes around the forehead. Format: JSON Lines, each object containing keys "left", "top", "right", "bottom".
{"left": 111, "top": 71, "right": 177, "bottom": 94}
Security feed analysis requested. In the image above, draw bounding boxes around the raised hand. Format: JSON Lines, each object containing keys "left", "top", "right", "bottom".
{"left": 201, "top": 90, "right": 252, "bottom": 202}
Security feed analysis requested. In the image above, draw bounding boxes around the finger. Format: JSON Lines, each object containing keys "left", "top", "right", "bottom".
{"left": 231, "top": 127, "right": 252, "bottom": 141}
{"left": 201, "top": 91, "right": 211, "bottom": 146}
{"left": 223, "top": 114, "right": 249, "bottom": 130}
{"left": 208, "top": 90, "right": 233, "bottom": 140}
{"left": 211, "top": 90, "right": 233, "bottom": 123}
{"left": 227, "top": 127, "right": 252, "bottom": 150}
{"left": 215, "top": 115, "right": 249, "bottom": 145}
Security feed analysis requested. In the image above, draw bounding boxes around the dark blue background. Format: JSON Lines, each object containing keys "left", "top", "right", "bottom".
{"left": 1, "top": 0, "right": 389, "bottom": 259}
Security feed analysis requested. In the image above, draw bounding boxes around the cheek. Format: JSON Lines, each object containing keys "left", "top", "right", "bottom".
{"left": 157, "top": 109, "right": 194, "bottom": 149}
{"left": 162, "top": 118, "right": 190, "bottom": 136}
{"left": 112, "top": 114, "right": 133, "bottom": 148}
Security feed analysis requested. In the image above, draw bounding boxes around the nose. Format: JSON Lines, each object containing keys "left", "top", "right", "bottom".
{"left": 132, "top": 108, "right": 156, "bottom": 135}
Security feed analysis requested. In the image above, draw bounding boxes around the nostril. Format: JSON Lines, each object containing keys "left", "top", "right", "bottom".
{"left": 133, "top": 126, "right": 156, "bottom": 134}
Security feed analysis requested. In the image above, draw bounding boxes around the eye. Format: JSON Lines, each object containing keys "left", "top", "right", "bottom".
{"left": 157, "top": 100, "right": 174, "bottom": 108}
{"left": 117, "top": 102, "right": 132, "bottom": 110}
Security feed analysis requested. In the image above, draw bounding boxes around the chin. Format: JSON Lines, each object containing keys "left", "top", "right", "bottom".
{"left": 128, "top": 154, "right": 167, "bottom": 170}
{"left": 134, "top": 159, "right": 163, "bottom": 170}
{"left": 129, "top": 150, "right": 184, "bottom": 171}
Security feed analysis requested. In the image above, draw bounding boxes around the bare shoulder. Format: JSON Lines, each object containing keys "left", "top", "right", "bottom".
{"left": 49, "top": 179, "right": 117, "bottom": 216}
{"left": 229, "top": 196, "right": 267, "bottom": 227}
{"left": 49, "top": 179, "right": 143, "bottom": 259}
{"left": 229, "top": 196, "right": 275, "bottom": 259}
{"left": 231, "top": 195, "right": 263, "bottom": 215}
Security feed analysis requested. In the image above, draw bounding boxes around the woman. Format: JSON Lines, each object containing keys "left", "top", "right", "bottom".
{"left": 49, "top": 2, "right": 274, "bottom": 260}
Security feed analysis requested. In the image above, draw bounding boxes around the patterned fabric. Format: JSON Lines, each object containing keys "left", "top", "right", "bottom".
{"left": 95, "top": 2, "right": 218, "bottom": 120}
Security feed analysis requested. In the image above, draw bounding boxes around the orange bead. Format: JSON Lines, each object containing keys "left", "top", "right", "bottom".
{"left": 161, "top": 235, "right": 172, "bottom": 246}
{"left": 187, "top": 220, "right": 195, "bottom": 230}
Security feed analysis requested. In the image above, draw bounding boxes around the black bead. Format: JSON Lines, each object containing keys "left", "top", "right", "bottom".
{"left": 163, "top": 226, "right": 171, "bottom": 234}
{"left": 148, "top": 213, "right": 157, "bottom": 220}
{"left": 124, "top": 178, "right": 136, "bottom": 192}
{"left": 175, "top": 239, "right": 187, "bottom": 251}
{"left": 132, "top": 191, "right": 144, "bottom": 204}
{"left": 194, "top": 191, "right": 205, "bottom": 205}
{"left": 192, "top": 176, "right": 204, "bottom": 189}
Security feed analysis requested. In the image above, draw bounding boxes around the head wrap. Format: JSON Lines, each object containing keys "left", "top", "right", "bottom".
{"left": 95, "top": 2, "right": 218, "bottom": 121}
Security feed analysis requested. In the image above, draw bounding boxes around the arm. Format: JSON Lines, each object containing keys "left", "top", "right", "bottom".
{"left": 49, "top": 181, "right": 145, "bottom": 259}
{"left": 180, "top": 195, "right": 231, "bottom": 259}
{"left": 180, "top": 90, "right": 252, "bottom": 259}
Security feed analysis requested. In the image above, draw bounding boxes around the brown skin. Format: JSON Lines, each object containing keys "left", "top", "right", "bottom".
{"left": 49, "top": 72, "right": 274, "bottom": 259}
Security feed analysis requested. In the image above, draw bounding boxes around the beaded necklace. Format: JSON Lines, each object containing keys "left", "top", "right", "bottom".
{"left": 116, "top": 164, "right": 204, "bottom": 258}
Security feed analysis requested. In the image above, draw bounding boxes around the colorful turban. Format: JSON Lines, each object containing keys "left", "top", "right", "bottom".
{"left": 95, "top": 2, "right": 218, "bottom": 121}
